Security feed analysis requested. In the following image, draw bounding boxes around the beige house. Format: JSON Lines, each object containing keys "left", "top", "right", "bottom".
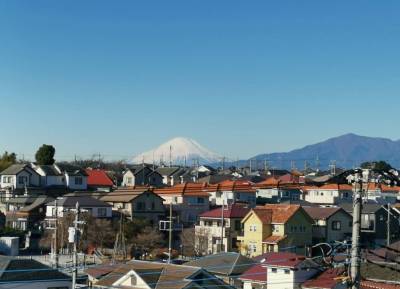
{"left": 100, "top": 189, "right": 166, "bottom": 226}
{"left": 239, "top": 204, "right": 314, "bottom": 257}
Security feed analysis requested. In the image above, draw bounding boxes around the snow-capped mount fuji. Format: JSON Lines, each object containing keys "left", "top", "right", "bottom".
{"left": 132, "top": 137, "right": 222, "bottom": 165}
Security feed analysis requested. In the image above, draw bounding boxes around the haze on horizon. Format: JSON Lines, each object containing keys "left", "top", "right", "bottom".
{"left": 1, "top": 1, "right": 400, "bottom": 160}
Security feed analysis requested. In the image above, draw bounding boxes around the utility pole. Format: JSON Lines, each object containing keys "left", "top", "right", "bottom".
{"left": 350, "top": 173, "right": 364, "bottom": 289}
{"left": 169, "top": 145, "right": 172, "bottom": 167}
{"left": 72, "top": 202, "right": 80, "bottom": 289}
{"left": 168, "top": 201, "right": 173, "bottom": 264}
{"left": 54, "top": 199, "right": 59, "bottom": 268}
{"left": 387, "top": 203, "right": 391, "bottom": 246}
{"left": 220, "top": 193, "right": 225, "bottom": 253}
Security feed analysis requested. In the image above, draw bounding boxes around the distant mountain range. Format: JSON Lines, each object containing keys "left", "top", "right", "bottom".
{"left": 249, "top": 133, "right": 400, "bottom": 170}
{"left": 132, "top": 134, "right": 400, "bottom": 170}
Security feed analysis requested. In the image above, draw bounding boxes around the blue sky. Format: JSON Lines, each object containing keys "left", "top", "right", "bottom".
{"left": 0, "top": 1, "right": 400, "bottom": 161}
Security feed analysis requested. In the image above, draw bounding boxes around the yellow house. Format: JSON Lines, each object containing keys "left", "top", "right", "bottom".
{"left": 238, "top": 204, "right": 313, "bottom": 257}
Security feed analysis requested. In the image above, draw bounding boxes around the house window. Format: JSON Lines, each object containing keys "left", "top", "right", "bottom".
{"left": 126, "top": 177, "right": 133, "bottom": 184}
{"left": 272, "top": 225, "right": 279, "bottom": 233}
{"left": 271, "top": 268, "right": 277, "bottom": 273}
{"left": 18, "top": 176, "right": 28, "bottom": 185}
{"left": 332, "top": 221, "right": 341, "bottom": 231}
{"left": 284, "top": 269, "right": 290, "bottom": 274}
{"left": 235, "top": 220, "right": 242, "bottom": 231}
{"left": 98, "top": 208, "right": 107, "bottom": 217}
{"left": 136, "top": 202, "right": 145, "bottom": 211}
{"left": 249, "top": 225, "right": 257, "bottom": 232}
{"left": 2, "top": 176, "right": 12, "bottom": 183}
{"left": 151, "top": 202, "right": 155, "bottom": 210}
{"left": 249, "top": 242, "right": 257, "bottom": 253}
{"left": 75, "top": 177, "right": 83, "bottom": 185}
{"left": 197, "top": 197, "right": 205, "bottom": 204}
{"left": 343, "top": 192, "right": 349, "bottom": 198}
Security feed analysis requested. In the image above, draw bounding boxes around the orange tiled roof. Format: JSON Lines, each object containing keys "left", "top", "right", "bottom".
{"left": 263, "top": 235, "right": 287, "bottom": 244}
{"left": 252, "top": 208, "right": 273, "bottom": 223}
{"left": 154, "top": 182, "right": 211, "bottom": 197}
{"left": 262, "top": 204, "right": 301, "bottom": 224}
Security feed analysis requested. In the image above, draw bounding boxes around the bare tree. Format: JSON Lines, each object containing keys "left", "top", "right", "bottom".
{"left": 131, "top": 227, "right": 165, "bottom": 259}
{"left": 194, "top": 227, "right": 210, "bottom": 256}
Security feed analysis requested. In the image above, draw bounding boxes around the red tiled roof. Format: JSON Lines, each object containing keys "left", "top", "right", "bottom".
{"left": 254, "top": 252, "right": 306, "bottom": 269}
{"left": 263, "top": 235, "right": 287, "bottom": 244}
{"left": 200, "top": 204, "right": 250, "bottom": 219}
{"left": 86, "top": 169, "right": 114, "bottom": 187}
{"left": 302, "top": 268, "right": 346, "bottom": 289}
{"left": 239, "top": 264, "right": 267, "bottom": 282}
{"left": 302, "top": 184, "right": 353, "bottom": 191}
{"left": 303, "top": 207, "right": 342, "bottom": 221}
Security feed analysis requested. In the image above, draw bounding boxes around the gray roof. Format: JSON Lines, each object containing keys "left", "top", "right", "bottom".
{"left": 56, "top": 163, "right": 87, "bottom": 176}
{"left": 0, "top": 256, "right": 69, "bottom": 282}
{"left": 47, "top": 196, "right": 111, "bottom": 208}
{"left": 20, "top": 196, "right": 55, "bottom": 212}
{"left": 186, "top": 252, "right": 255, "bottom": 276}
{"left": 0, "top": 164, "right": 31, "bottom": 175}
{"left": 38, "top": 165, "right": 62, "bottom": 176}
{"left": 340, "top": 203, "right": 384, "bottom": 214}
{"left": 6, "top": 196, "right": 37, "bottom": 205}
{"left": 156, "top": 167, "right": 181, "bottom": 177}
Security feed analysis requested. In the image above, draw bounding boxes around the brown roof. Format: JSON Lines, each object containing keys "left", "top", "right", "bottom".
{"left": 303, "top": 207, "right": 343, "bottom": 220}
{"left": 263, "top": 235, "right": 287, "bottom": 244}
{"left": 100, "top": 190, "right": 163, "bottom": 203}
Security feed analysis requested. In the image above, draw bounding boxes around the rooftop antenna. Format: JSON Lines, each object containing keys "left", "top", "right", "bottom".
{"left": 142, "top": 156, "right": 145, "bottom": 186}
{"left": 169, "top": 145, "right": 172, "bottom": 168}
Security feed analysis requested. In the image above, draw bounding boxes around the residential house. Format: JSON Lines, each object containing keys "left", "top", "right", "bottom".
{"left": 45, "top": 196, "right": 112, "bottom": 227}
{"left": 195, "top": 203, "right": 250, "bottom": 254}
{"left": 91, "top": 260, "right": 234, "bottom": 289}
{"left": 302, "top": 184, "right": 353, "bottom": 205}
{"left": 100, "top": 189, "right": 166, "bottom": 226}
{"left": 32, "top": 163, "right": 88, "bottom": 190}
{"left": 239, "top": 204, "right": 314, "bottom": 257}
{"left": 85, "top": 169, "right": 115, "bottom": 192}
{"left": 55, "top": 163, "right": 88, "bottom": 190}
{"left": 32, "top": 164, "right": 64, "bottom": 187}
{"left": 241, "top": 252, "right": 320, "bottom": 289}
{"left": 6, "top": 195, "right": 54, "bottom": 232}
{"left": 154, "top": 183, "right": 210, "bottom": 226}
{"left": 0, "top": 164, "right": 41, "bottom": 195}
{"left": 340, "top": 203, "right": 400, "bottom": 247}
{"left": 255, "top": 178, "right": 302, "bottom": 204}
{"left": 0, "top": 256, "right": 71, "bottom": 289}
{"left": 303, "top": 207, "right": 352, "bottom": 244}
{"left": 363, "top": 183, "right": 400, "bottom": 204}
{"left": 186, "top": 252, "right": 255, "bottom": 287}
{"left": 122, "top": 166, "right": 163, "bottom": 187}
{"left": 156, "top": 166, "right": 192, "bottom": 186}
{"left": 208, "top": 180, "right": 257, "bottom": 207}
